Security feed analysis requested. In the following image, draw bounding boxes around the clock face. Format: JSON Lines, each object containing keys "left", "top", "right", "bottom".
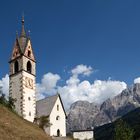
{"left": 25, "top": 77, "right": 33, "bottom": 89}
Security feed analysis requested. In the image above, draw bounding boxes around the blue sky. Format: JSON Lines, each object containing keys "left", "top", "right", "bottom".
{"left": 1, "top": 0, "right": 140, "bottom": 85}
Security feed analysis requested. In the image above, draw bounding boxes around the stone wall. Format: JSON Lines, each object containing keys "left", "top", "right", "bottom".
{"left": 73, "top": 130, "right": 94, "bottom": 140}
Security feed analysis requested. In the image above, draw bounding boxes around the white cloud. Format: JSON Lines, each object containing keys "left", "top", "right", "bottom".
{"left": 36, "top": 65, "right": 127, "bottom": 110}
{"left": 41, "top": 72, "right": 60, "bottom": 90}
{"left": 0, "top": 74, "right": 9, "bottom": 98}
{"left": 71, "top": 64, "right": 93, "bottom": 76}
{"left": 0, "top": 65, "right": 127, "bottom": 110}
{"left": 36, "top": 72, "right": 60, "bottom": 99}
{"left": 134, "top": 77, "right": 140, "bottom": 84}
{"left": 58, "top": 78, "right": 127, "bottom": 109}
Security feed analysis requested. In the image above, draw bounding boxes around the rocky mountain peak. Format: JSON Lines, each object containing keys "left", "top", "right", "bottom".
{"left": 67, "top": 83, "right": 140, "bottom": 132}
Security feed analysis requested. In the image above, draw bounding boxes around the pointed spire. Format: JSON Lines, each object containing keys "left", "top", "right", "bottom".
{"left": 20, "top": 14, "right": 26, "bottom": 37}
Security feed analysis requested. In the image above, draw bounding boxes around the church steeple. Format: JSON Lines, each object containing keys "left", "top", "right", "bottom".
{"left": 9, "top": 16, "right": 36, "bottom": 122}
{"left": 20, "top": 15, "right": 26, "bottom": 37}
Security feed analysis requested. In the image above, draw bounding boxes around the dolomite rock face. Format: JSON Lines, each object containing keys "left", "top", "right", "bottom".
{"left": 67, "top": 101, "right": 100, "bottom": 131}
{"left": 67, "top": 83, "right": 140, "bottom": 132}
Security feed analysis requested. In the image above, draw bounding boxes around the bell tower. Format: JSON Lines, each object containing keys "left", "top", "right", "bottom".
{"left": 9, "top": 16, "right": 36, "bottom": 122}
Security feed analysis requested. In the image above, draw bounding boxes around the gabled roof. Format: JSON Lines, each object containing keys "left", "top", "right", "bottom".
{"left": 36, "top": 94, "right": 58, "bottom": 117}
{"left": 17, "top": 37, "right": 28, "bottom": 54}
{"left": 36, "top": 94, "right": 67, "bottom": 118}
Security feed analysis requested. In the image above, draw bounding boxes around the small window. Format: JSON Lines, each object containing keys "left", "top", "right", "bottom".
{"left": 29, "top": 112, "right": 31, "bottom": 116}
{"left": 57, "top": 105, "right": 59, "bottom": 111}
{"left": 28, "top": 97, "right": 31, "bottom": 101}
{"left": 56, "top": 116, "right": 60, "bottom": 120}
{"left": 14, "top": 60, "right": 19, "bottom": 73}
{"left": 28, "top": 50, "right": 31, "bottom": 57}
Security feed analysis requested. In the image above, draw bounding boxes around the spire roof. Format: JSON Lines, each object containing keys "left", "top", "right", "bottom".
{"left": 16, "top": 15, "right": 28, "bottom": 53}
{"left": 20, "top": 15, "right": 26, "bottom": 37}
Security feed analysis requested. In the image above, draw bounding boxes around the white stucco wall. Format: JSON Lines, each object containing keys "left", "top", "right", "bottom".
{"left": 49, "top": 97, "right": 66, "bottom": 137}
{"left": 73, "top": 131, "right": 94, "bottom": 140}
{"left": 9, "top": 71, "right": 36, "bottom": 122}
{"left": 22, "top": 71, "right": 36, "bottom": 122}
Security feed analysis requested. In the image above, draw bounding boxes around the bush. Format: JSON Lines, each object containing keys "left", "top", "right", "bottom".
{"left": 0, "top": 94, "right": 7, "bottom": 105}
{"left": 7, "top": 96, "right": 16, "bottom": 110}
{"left": 35, "top": 116, "right": 50, "bottom": 129}
{"left": 0, "top": 86, "right": 15, "bottom": 110}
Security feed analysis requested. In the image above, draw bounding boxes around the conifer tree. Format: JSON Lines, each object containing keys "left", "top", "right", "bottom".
{"left": 114, "top": 119, "right": 134, "bottom": 140}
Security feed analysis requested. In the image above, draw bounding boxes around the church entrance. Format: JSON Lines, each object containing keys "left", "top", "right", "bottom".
{"left": 57, "top": 129, "right": 60, "bottom": 137}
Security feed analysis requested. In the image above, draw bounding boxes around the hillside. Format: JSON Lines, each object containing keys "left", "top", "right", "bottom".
{"left": 0, "top": 104, "right": 52, "bottom": 140}
{"left": 94, "top": 107, "right": 140, "bottom": 140}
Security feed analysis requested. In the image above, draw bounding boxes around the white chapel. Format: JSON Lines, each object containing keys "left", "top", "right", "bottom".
{"left": 36, "top": 94, "right": 66, "bottom": 137}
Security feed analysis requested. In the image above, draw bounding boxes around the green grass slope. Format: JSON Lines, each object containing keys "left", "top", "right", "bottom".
{"left": 94, "top": 107, "right": 140, "bottom": 140}
{"left": 0, "top": 104, "right": 52, "bottom": 140}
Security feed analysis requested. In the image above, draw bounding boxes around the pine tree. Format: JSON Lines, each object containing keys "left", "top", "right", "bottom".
{"left": 114, "top": 119, "right": 134, "bottom": 140}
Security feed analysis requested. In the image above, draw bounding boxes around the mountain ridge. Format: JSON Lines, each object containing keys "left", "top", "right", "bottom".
{"left": 67, "top": 83, "right": 140, "bottom": 131}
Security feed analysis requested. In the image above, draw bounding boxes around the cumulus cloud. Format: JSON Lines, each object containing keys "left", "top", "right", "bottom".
{"left": 71, "top": 64, "right": 93, "bottom": 76}
{"left": 36, "top": 72, "right": 60, "bottom": 99}
{"left": 0, "top": 74, "right": 9, "bottom": 98}
{"left": 58, "top": 78, "right": 127, "bottom": 109}
{"left": 134, "top": 77, "right": 140, "bottom": 84}
{"left": 0, "top": 65, "right": 127, "bottom": 110}
{"left": 36, "top": 65, "right": 127, "bottom": 110}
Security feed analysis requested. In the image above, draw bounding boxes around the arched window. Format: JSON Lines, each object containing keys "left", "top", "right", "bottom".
{"left": 29, "top": 112, "right": 31, "bottom": 116}
{"left": 27, "top": 61, "right": 32, "bottom": 73}
{"left": 57, "top": 105, "right": 59, "bottom": 111}
{"left": 56, "top": 116, "right": 60, "bottom": 120}
{"left": 14, "top": 60, "right": 19, "bottom": 73}
{"left": 28, "top": 50, "right": 31, "bottom": 57}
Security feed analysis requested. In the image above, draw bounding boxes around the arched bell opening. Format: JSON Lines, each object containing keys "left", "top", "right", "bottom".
{"left": 14, "top": 60, "right": 19, "bottom": 73}
{"left": 27, "top": 61, "right": 32, "bottom": 73}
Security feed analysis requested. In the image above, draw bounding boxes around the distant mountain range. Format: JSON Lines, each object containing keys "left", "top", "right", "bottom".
{"left": 67, "top": 83, "right": 140, "bottom": 132}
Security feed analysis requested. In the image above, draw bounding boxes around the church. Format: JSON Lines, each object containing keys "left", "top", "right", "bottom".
{"left": 36, "top": 94, "right": 66, "bottom": 137}
{"left": 9, "top": 16, "right": 66, "bottom": 137}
